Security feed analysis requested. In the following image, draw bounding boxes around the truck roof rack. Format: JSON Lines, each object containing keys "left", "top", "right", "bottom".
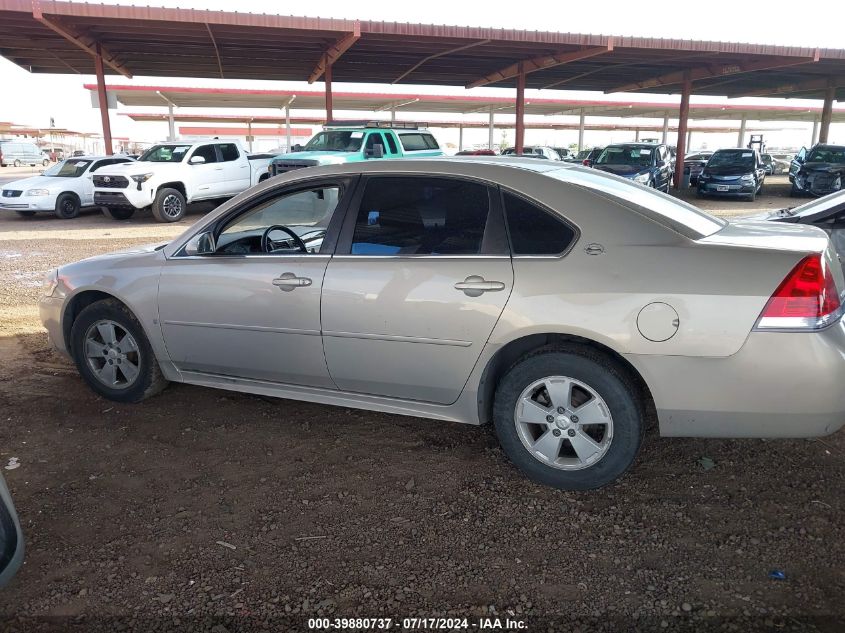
{"left": 324, "top": 120, "right": 427, "bottom": 130}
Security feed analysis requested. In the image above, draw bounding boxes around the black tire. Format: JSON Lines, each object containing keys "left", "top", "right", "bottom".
{"left": 54, "top": 193, "right": 80, "bottom": 219}
{"left": 70, "top": 299, "right": 168, "bottom": 403}
{"left": 15, "top": 210, "right": 36, "bottom": 218}
{"left": 102, "top": 206, "right": 136, "bottom": 220}
{"left": 151, "top": 187, "right": 186, "bottom": 223}
{"left": 13, "top": 159, "right": 21, "bottom": 167}
{"left": 492, "top": 346, "right": 644, "bottom": 491}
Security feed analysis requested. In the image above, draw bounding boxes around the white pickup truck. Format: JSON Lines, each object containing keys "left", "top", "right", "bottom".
{"left": 93, "top": 140, "right": 273, "bottom": 222}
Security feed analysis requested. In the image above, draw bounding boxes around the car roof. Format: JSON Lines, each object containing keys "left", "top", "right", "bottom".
{"left": 604, "top": 142, "right": 663, "bottom": 148}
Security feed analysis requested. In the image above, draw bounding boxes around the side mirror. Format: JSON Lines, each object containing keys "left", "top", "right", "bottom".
{"left": 292, "top": 144, "right": 303, "bottom": 153}
{"left": 0, "top": 472, "right": 24, "bottom": 588}
{"left": 184, "top": 231, "right": 216, "bottom": 256}
{"left": 365, "top": 144, "right": 385, "bottom": 159}
{"left": 188, "top": 155, "right": 206, "bottom": 165}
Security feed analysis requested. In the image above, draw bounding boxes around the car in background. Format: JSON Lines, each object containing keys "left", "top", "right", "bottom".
{"left": 40, "top": 158, "right": 845, "bottom": 491}
{"left": 697, "top": 148, "right": 766, "bottom": 201}
{"left": 552, "top": 147, "right": 571, "bottom": 160}
{"left": 568, "top": 147, "right": 604, "bottom": 166}
{"left": 71, "top": 150, "right": 86, "bottom": 157}
{"left": 455, "top": 149, "right": 497, "bottom": 156}
{"left": 591, "top": 143, "right": 674, "bottom": 191}
{"left": 1, "top": 155, "right": 135, "bottom": 219}
{"left": 500, "top": 146, "right": 562, "bottom": 160}
{"left": 789, "top": 144, "right": 845, "bottom": 197}
{"left": 0, "top": 140, "right": 48, "bottom": 167}
{"left": 683, "top": 151, "right": 714, "bottom": 185}
{"left": 0, "top": 471, "right": 24, "bottom": 587}
{"left": 269, "top": 122, "right": 444, "bottom": 178}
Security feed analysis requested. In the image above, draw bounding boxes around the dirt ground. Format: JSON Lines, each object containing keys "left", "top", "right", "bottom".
{"left": 0, "top": 176, "right": 843, "bottom": 632}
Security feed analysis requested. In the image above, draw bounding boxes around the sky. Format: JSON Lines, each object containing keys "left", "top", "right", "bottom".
{"left": 2, "top": 0, "right": 843, "bottom": 152}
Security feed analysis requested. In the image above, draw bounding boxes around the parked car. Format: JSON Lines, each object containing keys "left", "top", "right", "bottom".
{"left": 592, "top": 143, "right": 674, "bottom": 191}
{"left": 38, "top": 158, "right": 845, "bottom": 490}
{"left": 501, "top": 146, "right": 562, "bottom": 160}
{"left": 269, "top": 122, "right": 443, "bottom": 177}
{"left": 71, "top": 150, "right": 86, "bottom": 157}
{"left": 1, "top": 155, "right": 135, "bottom": 219}
{"left": 455, "top": 149, "right": 497, "bottom": 156}
{"left": 0, "top": 471, "right": 23, "bottom": 587}
{"left": 0, "top": 140, "right": 48, "bottom": 167}
{"left": 93, "top": 140, "right": 273, "bottom": 222}
{"left": 552, "top": 147, "right": 571, "bottom": 159}
{"left": 789, "top": 144, "right": 845, "bottom": 197}
{"left": 683, "top": 151, "right": 714, "bottom": 185}
{"left": 568, "top": 147, "right": 604, "bottom": 166}
{"left": 697, "top": 148, "right": 766, "bottom": 201}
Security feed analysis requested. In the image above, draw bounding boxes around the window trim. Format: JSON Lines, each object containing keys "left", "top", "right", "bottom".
{"left": 335, "top": 173, "right": 508, "bottom": 258}
{"left": 499, "top": 186, "right": 581, "bottom": 259}
{"left": 173, "top": 175, "right": 357, "bottom": 259}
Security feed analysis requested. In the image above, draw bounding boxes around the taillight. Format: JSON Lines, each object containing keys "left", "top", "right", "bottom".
{"left": 582, "top": 159, "right": 591, "bottom": 167}
{"left": 756, "top": 253, "right": 842, "bottom": 330}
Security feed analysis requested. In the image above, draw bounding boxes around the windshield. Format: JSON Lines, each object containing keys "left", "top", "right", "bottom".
{"left": 138, "top": 144, "right": 192, "bottom": 162}
{"left": 806, "top": 146, "right": 845, "bottom": 163}
{"left": 685, "top": 154, "right": 710, "bottom": 161}
{"left": 788, "top": 190, "right": 845, "bottom": 218}
{"left": 42, "top": 159, "right": 92, "bottom": 177}
{"left": 596, "top": 146, "right": 654, "bottom": 167}
{"left": 304, "top": 131, "right": 364, "bottom": 152}
{"left": 707, "top": 150, "right": 755, "bottom": 170}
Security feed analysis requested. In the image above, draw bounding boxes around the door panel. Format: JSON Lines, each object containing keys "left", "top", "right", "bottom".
{"left": 159, "top": 256, "right": 333, "bottom": 387}
{"left": 322, "top": 257, "right": 512, "bottom": 403}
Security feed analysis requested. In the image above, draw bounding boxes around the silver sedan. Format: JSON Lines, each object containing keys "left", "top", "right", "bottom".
{"left": 39, "top": 158, "right": 845, "bottom": 490}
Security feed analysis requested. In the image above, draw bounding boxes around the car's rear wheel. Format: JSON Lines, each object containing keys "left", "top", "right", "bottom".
{"left": 493, "top": 348, "right": 643, "bottom": 490}
{"left": 54, "top": 193, "right": 80, "bottom": 219}
{"left": 102, "top": 206, "right": 135, "bottom": 220}
{"left": 152, "top": 188, "right": 186, "bottom": 223}
{"left": 15, "top": 211, "right": 36, "bottom": 218}
{"left": 70, "top": 299, "right": 168, "bottom": 403}
{"left": 13, "top": 160, "right": 21, "bottom": 167}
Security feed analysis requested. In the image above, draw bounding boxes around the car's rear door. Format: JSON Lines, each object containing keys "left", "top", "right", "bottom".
{"left": 321, "top": 174, "right": 513, "bottom": 405}
{"left": 217, "top": 143, "right": 250, "bottom": 195}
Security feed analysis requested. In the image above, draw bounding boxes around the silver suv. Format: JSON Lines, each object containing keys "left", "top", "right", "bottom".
{"left": 0, "top": 140, "right": 49, "bottom": 167}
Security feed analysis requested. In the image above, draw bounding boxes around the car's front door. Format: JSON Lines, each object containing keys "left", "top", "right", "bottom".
{"left": 321, "top": 175, "right": 513, "bottom": 405}
{"left": 157, "top": 178, "right": 353, "bottom": 387}
{"left": 187, "top": 144, "right": 223, "bottom": 198}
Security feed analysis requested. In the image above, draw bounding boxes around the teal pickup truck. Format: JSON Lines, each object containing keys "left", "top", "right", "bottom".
{"left": 269, "top": 121, "right": 443, "bottom": 177}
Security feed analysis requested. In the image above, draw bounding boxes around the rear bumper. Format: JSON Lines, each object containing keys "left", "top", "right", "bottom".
{"left": 628, "top": 319, "right": 845, "bottom": 438}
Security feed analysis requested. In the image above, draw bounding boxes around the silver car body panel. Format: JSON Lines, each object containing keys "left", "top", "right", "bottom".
{"left": 41, "top": 158, "right": 845, "bottom": 438}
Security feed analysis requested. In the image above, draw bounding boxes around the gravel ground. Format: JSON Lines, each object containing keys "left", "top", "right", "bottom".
{"left": 0, "top": 177, "right": 842, "bottom": 633}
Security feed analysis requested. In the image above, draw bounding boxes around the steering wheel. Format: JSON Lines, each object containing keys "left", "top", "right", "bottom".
{"left": 260, "top": 225, "right": 308, "bottom": 254}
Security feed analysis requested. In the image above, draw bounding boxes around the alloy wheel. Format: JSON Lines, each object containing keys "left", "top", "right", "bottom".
{"left": 83, "top": 319, "right": 141, "bottom": 389}
{"left": 162, "top": 194, "right": 183, "bottom": 218}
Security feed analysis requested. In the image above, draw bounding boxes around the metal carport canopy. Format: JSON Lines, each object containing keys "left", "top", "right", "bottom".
{"left": 4, "top": 0, "right": 845, "bottom": 175}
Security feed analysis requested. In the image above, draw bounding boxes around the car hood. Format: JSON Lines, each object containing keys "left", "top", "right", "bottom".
{"left": 61, "top": 242, "right": 167, "bottom": 270}
{"left": 271, "top": 151, "right": 354, "bottom": 164}
{"left": 799, "top": 161, "right": 845, "bottom": 174}
{"left": 593, "top": 165, "right": 647, "bottom": 177}
{"left": 2, "top": 175, "right": 72, "bottom": 191}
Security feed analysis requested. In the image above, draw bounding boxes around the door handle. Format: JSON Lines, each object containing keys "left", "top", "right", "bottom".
{"left": 454, "top": 275, "right": 505, "bottom": 297}
{"left": 272, "top": 272, "right": 312, "bottom": 291}
{"left": 214, "top": 167, "right": 224, "bottom": 171}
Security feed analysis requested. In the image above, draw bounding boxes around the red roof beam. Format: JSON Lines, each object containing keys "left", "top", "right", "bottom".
{"left": 308, "top": 21, "right": 361, "bottom": 84}
{"left": 467, "top": 40, "right": 614, "bottom": 89}
{"left": 609, "top": 51, "right": 821, "bottom": 93}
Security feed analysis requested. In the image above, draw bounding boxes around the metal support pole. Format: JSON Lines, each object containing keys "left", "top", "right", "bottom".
{"left": 812, "top": 118, "right": 820, "bottom": 145}
{"left": 488, "top": 106, "right": 495, "bottom": 150}
{"left": 515, "top": 62, "right": 526, "bottom": 155}
{"left": 578, "top": 108, "right": 585, "bottom": 152}
{"left": 673, "top": 71, "right": 692, "bottom": 190}
{"left": 324, "top": 63, "right": 334, "bottom": 122}
{"left": 661, "top": 116, "right": 669, "bottom": 144}
{"left": 458, "top": 125, "right": 464, "bottom": 152}
{"left": 285, "top": 106, "right": 292, "bottom": 151}
{"left": 687, "top": 129, "right": 693, "bottom": 151}
{"left": 634, "top": 129, "right": 640, "bottom": 142}
{"left": 247, "top": 120, "right": 253, "bottom": 152}
{"left": 390, "top": 107, "right": 396, "bottom": 123}
{"left": 167, "top": 103, "right": 175, "bottom": 141}
{"left": 94, "top": 43, "right": 113, "bottom": 156}
{"left": 819, "top": 82, "right": 835, "bottom": 144}
{"left": 737, "top": 114, "right": 747, "bottom": 148}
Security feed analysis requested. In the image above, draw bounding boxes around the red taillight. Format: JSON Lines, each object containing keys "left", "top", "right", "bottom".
{"left": 582, "top": 159, "right": 591, "bottom": 166}
{"left": 757, "top": 254, "right": 841, "bottom": 329}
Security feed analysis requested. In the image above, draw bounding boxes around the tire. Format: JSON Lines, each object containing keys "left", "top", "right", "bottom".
{"left": 69, "top": 299, "right": 168, "bottom": 403}
{"left": 54, "top": 193, "right": 80, "bottom": 219}
{"left": 102, "top": 206, "right": 135, "bottom": 220}
{"left": 13, "top": 159, "right": 21, "bottom": 167}
{"left": 15, "top": 211, "right": 36, "bottom": 218}
{"left": 492, "top": 347, "right": 644, "bottom": 491}
{"left": 151, "top": 187, "right": 186, "bottom": 223}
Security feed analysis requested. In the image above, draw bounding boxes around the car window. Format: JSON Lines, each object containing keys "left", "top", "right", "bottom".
{"left": 384, "top": 133, "right": 398, "bottom": 154}
{"left": 806, "top": 146, "right": 845, "bottom": 163}
{"left": 366, "top": 133, "right": 385, "bottom": 151}
{"left": 304, "top": 131, "right": 364, "bottom": 152}
{"left": 139, "top": 144, "right": 192, "bottom": 162}
{"left": 350, "top": 177, "right": 490, "bottom": 255}
{"left": 503, "top": 191, "right": 577, "bottom": 256}
{"left": 218, "top": 143, "right": 240, "bottom": 162}
{"left": 89, "top": 160, "right": 107, "bottom": 173}
{"left": 398, "top": 133, "right": 439, "bottom": 152}
{"left": 217, "top": 186, "right": 342, "bottom": 255}
{"left": 43, "top": 159, "right": 93, "bottom": 178}
{"left": 192, "top": 145, "right": 218, "bottom": 164}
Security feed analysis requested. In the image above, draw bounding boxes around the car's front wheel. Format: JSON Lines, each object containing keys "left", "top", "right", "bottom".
{"left": 152, "top": 188, "right": 186, "bottom": 223}
{"left": 493, "top": 347, "right": 644, "bottom": 490}
{"left": 54, "top": 193, "right": 80, "bottom": 219}
{"left": 70, "top": 299, "right": 168, "bottom": 403}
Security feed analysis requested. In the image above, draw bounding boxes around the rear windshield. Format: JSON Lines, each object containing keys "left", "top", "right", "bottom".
{"left": 708, "top": 150, "right": 755, "bottom": 169}
{"left": 550, "top": 168, "right": 725, "bottom": 238}
{"left": 399, "top": 133, "right": 440, "bottom": 151}
{"left": 806, "top": 146, "right": 845, "bottom": 163}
